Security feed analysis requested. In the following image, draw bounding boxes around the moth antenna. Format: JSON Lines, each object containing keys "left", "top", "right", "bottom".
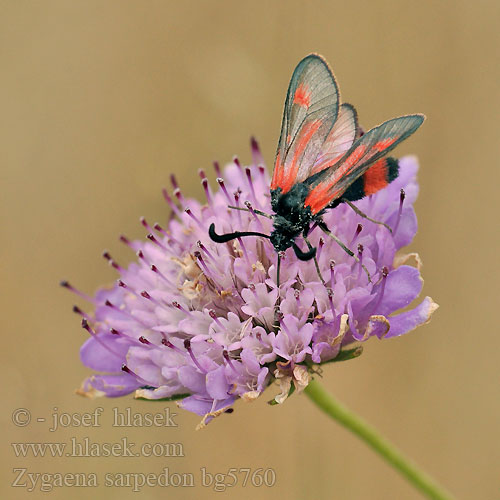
{"left": 208, "top": 223, "right": 270, "bottom": 244}
{"left": 292, "top": 242, "right": 316, "bottom": 261}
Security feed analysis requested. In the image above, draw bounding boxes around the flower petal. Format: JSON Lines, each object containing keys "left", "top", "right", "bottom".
{"left": 384, "top": 297, "right": 439, "bottom": 338}
{"left": 79, "top": 333, "right": 133, "bottom": 372}
{"left": 377, "top": 265, "right": 423, "bottom": 316}
{"left": 205, "top": 366, "right": 230, "bottom": 400}
{"left": 81, "top": 374, "right": 141, "bottom": 397}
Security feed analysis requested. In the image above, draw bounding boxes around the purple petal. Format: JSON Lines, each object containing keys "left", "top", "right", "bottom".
{"left": 79, "top": 333, "right": 132, "bottom": 372}
{"left": 178, "top": 395, "right": 235, "bottom": 416}
{"left": 177, "top": 365, "right": 206, "bottom": 393}
{"left": 84, "top": 373, "right": 141, "bottom": 397}
{"left": 384, "top": 297, "right": 439, "bottom": 339}
{"left": 388, "top": 207, "right": 418, "bottom": 249}
{"left": 205, "top": 366, "right": 230, "bottom": 400}
{"left": 377, "top": 265, "right": 423, "bottom": 316}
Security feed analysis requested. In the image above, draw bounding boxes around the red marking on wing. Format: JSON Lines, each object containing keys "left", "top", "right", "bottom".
{"left": 304, "top": 181, "right": 341, "bottom": 214}
{"left": 363, "top": 158, "right": 389, "bottom": 195}
{"left": 337, "top": 144, "right": 367, "bottom": 176}
{"left": 271, "top": 151, "right": 282, "bottom": 190}
{"left": 304, "top": 144, "right": 367, "bottom": 214}
{"left": 293, "top": 84, "right": 311, "bottom": 108}
{"left": 279, "top": 119, "right": 323, "bottom": 193}
{"left": 373, "top": 137, "right": 397, "bottom": 152}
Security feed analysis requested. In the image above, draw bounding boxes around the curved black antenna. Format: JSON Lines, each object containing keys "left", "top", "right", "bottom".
{"left": 292, "top": 242, "right": 316, "bottom": 261}
{"left": 209, "top": 223, "right": 271, "bottom": 244}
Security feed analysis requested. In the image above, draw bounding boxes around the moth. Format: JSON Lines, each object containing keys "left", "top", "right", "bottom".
{"left": 210, "top": 54, "right": 424, "bottom": 281}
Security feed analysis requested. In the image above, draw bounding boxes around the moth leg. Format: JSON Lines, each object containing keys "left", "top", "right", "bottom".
{"left": 304, "top": 236, "right": 325, "bottom": 285}
{"left": 227, "top": 205, "right": 273, "bottom": 219}
{"left": 318, "top": 221, "right": 372, "bottom": 283}
{"left": 272, "top": 252, "right": 283, "bottom": 332}
{"left": 343, "top": 199, "right": 392, "bottom": 233}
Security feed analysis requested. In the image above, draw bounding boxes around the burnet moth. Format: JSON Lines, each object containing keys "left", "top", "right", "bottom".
{"left": 209, "top": 54, "right": 424, "bottom": 284}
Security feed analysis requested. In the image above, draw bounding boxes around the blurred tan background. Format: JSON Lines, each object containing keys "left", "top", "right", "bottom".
{"left": 1, "top": 1, "right": 499, "bottom": 499}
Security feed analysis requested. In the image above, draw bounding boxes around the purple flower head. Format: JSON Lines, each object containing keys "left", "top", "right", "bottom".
{"left": 67, "top": 139, "right": 437, "bottom": 428}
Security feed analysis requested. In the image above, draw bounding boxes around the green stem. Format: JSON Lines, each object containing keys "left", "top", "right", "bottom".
{"left": 304, "top": 378, "right": 455, "bottom": 500}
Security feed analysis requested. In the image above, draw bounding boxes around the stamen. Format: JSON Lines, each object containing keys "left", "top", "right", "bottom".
{"left": 102, "top": 250, "right": 123, "bottom": 272}
{"left": 351, "top": 223, "right": 363, "bottom": 245}
{"left": 161, "top": 337, "right": 183, "bottom": 353}
{"left": 208, "top": 309, "right": 224, "bottom": 328}
{"left": 174, "top": 187, "right": 185, "bottom": 205}
{"left": 140, "top": 290, "right": 165, "bottom": 308}
{"left": 147, "top": 233, "right": 169, "bottom": 252}
{"left": 153, "top": 223, "right": 181, "bottom": 249}
{"left": 245, "top": 167, "right": 257, "bottom": 201}
{"left": 121, "top": 364, "right": 149, "bottom": 386}
{"left": 136, "top": 249, "right": 149, "bottom": 265}
{"left": 81, "top": 319, "right": 122, "bottom": 359}
{"left": 119, "top": 235, "right": 137, "bottom": 251}
{"left": 316, "top": 237, "right": 325, "bottom": 262}
{"left": 117, "top": 279, "right": 133, "bottom": 292}
{"left": 223, "top": 350, "right": 238, "bottom": 373}
{"left": 197, "top": 240, "right": 215, "bottom": 261}
{"left": 233, "top": 156, "right": 242, "bottom": 171}
{"left": 150, "top": 264, "right": 173, "bottom": 285}
{"left": 213, "top": 161, "right": 221, "bottom": 177}
{"left": 250, "top": 136, "right": 264, "bottom": 167}
{"left": 393, "top": 189, "right": 405, "bottom": 235}
{"left": 172, "top": 301, "right": 189, "bottom": 314}
{"left": 194, "top": 250, "right": 216, "bottom": 281}
{"left": 373, "top": 266, "right": 389, "bottom": 311}
{"left": 184, "top": 339, "right": 206, "bottom": 372}
{"left": 152, "top": 222, "right": 168, "bottom": 237}
{"left": 104, "top": 299, "right": 145, "bottom": 325}
{"left": 170, "top": 173, "right": 179, "bottom": 190}
{"left": 162, "top": 188, "right": 183, "bottom": 218}
{"left": 184, "top": 207, "right": 204, "bottom": 230}
{"left": 140, "top": 216, "right": 154, "bottom": 233}
{"left": 72, "top": 305, "right": 89, "bottom": 319}
{"left": 60, "top": 281, "right": 94, "bottom": 303}
{"left": 138, "top": 336, "right": 151, "bottom": 345}
{"left": 119, "top": 234, "right": 130, "bottom": 245}
{"left": 201, "top": 178, "right": 213, "bottom": 206}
